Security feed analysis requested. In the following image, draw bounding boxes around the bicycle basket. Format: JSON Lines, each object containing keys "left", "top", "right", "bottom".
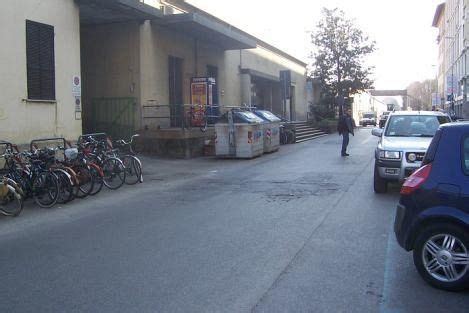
{"left": 65, "top": 148, "right": 78, "bottom": 160}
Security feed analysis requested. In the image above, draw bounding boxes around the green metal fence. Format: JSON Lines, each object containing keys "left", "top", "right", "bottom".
{"left": 88, "top": 97, "right": 136, "bottom": 140}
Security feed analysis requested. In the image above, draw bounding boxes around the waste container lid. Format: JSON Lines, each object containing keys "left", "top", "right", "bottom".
{"left": 254, "top": 110, "right": 282, "bottom": 122}
{"left": 236, "top": 111, "right": 265, "bottom": 123}
{"left": 216, "top": 110, "right": 265, "bottom": 124}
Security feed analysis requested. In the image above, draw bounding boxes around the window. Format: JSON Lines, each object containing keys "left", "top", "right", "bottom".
{"left": 168, "top": 56, "right": 183, "bottom": 127}
{"left": 385, "top": 115, "right": 451, "bottom": 137}
{"left": 26, "top": 20, "right": 55, "bottom": 100}
{"left": 463, "top": 137, "right": 469, "bottom": 174}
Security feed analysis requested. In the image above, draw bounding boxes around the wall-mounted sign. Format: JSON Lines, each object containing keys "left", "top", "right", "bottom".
{"left": 72, "top": 75, "right": 81, "bottom": 97}
{"left": 446, "top": 75, "right": 457, "bottom": 95}
{"left": 74, "top": 96, "right": 82, "bottom": 112}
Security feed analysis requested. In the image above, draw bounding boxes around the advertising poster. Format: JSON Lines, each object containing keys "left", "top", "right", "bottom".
{"left": 190, "top": 81, "right": 207, "bottom": 126}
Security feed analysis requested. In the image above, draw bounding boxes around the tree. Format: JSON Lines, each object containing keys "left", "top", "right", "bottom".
{"left": 310, "top": 8, "right": 376, "bottom": 117}
{"left": 406, "top": 79, "right": 437, "bottom": 111}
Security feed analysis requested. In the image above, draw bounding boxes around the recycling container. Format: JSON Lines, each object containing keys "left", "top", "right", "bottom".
{"left": 253, "top": 110, "right": 281, "bottom": 153}
{"left": 215, "top": 110, "right": 264, "bottom": 158}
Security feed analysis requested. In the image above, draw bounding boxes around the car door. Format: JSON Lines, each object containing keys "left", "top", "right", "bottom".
{"left": 459, "top": 134, "right": 469, "bottom": 215}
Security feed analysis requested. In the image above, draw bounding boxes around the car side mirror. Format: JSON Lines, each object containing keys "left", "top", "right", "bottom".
{"left": 372, "top": 128, "right": 383, "bottom": 137}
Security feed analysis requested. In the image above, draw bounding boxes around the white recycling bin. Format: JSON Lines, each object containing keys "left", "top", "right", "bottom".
{"left": 254, "top": 110, "right": 281, "bottom": 153}
{"left": 215, "top": 111, "right": 264, "bottom": 158}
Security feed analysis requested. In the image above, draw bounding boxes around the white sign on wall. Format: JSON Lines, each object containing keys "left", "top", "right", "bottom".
{"left": 74, "top": 96, "right": 82, "bottom": 112}
{"left": 446, "top": 75, "right": 457, "bottom": 95}
{"left": 72, "top": 75, "right": 81, "bottom": 97}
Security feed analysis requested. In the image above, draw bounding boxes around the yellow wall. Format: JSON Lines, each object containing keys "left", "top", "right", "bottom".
{"left": 224, "top": 47, "right": 308, "bottom": 120}
{"left": 0, "top": 0, "right": 82, "bottom": 144}
{"left": 139, "top": 22, "right": 226, "bottom": 129}
{"left": 80, "top": 20, "right": 308, "bottom": 132}
{"left": 80, "top": 21, "right": 141, "bottom": 132}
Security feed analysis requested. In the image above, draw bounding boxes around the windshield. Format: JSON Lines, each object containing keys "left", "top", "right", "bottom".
{"left": 385, "top": 115, "right": 450, "bottom": 137}
{"left": 363, "top": 114, "right": 374, "bottom": 119}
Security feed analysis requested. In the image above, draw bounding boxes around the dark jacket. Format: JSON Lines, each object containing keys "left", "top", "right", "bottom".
{"left": 337, "top": 114, "right": 356, "bottom": 135}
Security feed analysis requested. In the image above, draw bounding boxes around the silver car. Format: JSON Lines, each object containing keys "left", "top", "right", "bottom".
{"left": 372, "top": 111, "right": 451, "bottom": 193}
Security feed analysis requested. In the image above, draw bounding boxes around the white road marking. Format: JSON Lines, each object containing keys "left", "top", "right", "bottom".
{"left": 361, "top": 136, "right": 374, "bottom": 145}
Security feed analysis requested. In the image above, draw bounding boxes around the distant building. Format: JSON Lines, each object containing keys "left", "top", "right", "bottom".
{"left": 432, "top": 1, "right": 468, "bottom": 118}
{"left": 352, "top": 91, "right": 389, "bottom": 123}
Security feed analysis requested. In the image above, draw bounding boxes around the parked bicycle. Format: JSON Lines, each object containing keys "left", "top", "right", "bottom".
{"left": 0, "top": 142, "right": 24, "bottom": 216}
{"left": 4, "top": 147, "right": 60, "bottom": 208}
{"left": 112, "top": 134, "right": 143, "bottom": 185}
{"left": 0, "top": 133, "right": 144, "bottom": 217}
{"left": 78, "top": 133, "right": 126, "bottom": 190}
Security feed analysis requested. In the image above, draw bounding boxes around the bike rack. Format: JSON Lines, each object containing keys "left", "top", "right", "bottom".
{"left": 30, "top": 137, "right": 67, "bottom": 152}
{"left": 77, "top": 133, "right": 108, "bottom": 145}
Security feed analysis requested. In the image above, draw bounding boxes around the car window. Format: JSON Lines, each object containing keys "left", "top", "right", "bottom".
{"left": 363, "top": 114, "right": 374, "bottom": 118}
{"left": 463, "top": 137, "right": 469, "bottom": 174}
{"left": 423, "top": 129, "right": 442, "bottom": 165}
{"left": 385, "top": 115, "right": 450, "bottom": 137}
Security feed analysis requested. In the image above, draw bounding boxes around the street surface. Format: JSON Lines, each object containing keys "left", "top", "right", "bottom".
{"left": 0, "top": 129, "right": 468, "bottom": 312}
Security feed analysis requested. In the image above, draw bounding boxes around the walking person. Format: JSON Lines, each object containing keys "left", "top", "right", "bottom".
{"left": 337, "top": 108, "right": 356, "bottom": 157}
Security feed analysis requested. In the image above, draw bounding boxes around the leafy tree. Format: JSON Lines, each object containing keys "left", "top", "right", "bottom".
{"left": 406, "top": 79, "right": 437, "bottom": 111}
{"left": 310, "top": 8, "right": 376, "bottom": 116}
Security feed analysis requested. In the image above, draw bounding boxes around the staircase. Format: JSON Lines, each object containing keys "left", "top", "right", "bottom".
{"left": 292, "top": 121, "right": 327, "bottom": 143}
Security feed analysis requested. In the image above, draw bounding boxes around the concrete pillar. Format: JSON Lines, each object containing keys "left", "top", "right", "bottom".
{"left": 139, "top": 20, "right": 157, "bottom": 130}
{"left": 402, "top": 96, "right": 408, "bottom": 111}
{"left": 240, "top": 73, "right": 251, "bottom": 106}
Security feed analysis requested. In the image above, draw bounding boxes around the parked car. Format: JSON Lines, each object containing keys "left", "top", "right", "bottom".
{"left": 394, "top": 122, "right": 469, "bottom": 291}
{"left": 360, "top": 112, "right": 377, "bottom": 127}
{"left": 372, "top": 111, "right": 451, "bottom": 193}
{"left": 379, "top": 111, "right": 391, "bottom": 128}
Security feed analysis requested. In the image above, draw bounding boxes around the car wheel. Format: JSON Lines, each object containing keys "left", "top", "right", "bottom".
{"left": 413, "top": 224, "right": 469, "bottom": 291}
{"left": 373, "top": 164, "right": 387, "bottom": 193}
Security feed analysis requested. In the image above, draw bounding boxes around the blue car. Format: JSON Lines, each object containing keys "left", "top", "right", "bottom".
{"left": 394, "top": 122, "right": 469, "bottom": 291}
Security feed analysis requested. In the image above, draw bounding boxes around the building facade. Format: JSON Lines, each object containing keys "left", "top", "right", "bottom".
{"left": 1, "top": 0, "right": 308, "bottom": 149}
{"left": 0, "top": 0, "right": 82, "bottom": 143}
{"left": 433, "top": 0, "right": 469, "bottom": 118}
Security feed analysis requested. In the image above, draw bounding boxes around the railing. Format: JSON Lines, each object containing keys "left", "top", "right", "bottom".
{"left": 88, "top": 97, "right": 136, "bottom": 139}
{"left": 142, "top": 103, "right": 221, "bottom": 130}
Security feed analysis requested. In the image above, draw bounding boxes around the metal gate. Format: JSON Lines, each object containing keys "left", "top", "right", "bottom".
{"left": 88, "top": 97, "right": 136, "bottom": 140}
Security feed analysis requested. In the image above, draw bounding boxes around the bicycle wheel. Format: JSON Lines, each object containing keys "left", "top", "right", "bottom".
{"left": 200, "top": 118, "right": 208, "bottom": 132}
{"left": 73, "top": 166, "right": 94, "bottom": 198}
{"left": 53, "top": 169, "right": 74, "bottom": 204}
{"left": 0, "top": 181, "right": 24, "bottom": 217}
{"left": 102, "top": 157, "right": 126, "bottom": 190}
{"left": 122, "top": 155, "right": 142, "bottom": 185}
{"left": 88, "top": 164, "right": 104, "bottom": 196}
{"left": 33, "top": 171, "right": 59, "bottom": 208}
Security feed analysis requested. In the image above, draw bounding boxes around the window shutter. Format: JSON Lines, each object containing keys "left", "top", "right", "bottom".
{"left": 26, "top": 20, "right": 55, "bottom": 100}
{"left": 39, "top": 24, "right": 55, "bottom": 100}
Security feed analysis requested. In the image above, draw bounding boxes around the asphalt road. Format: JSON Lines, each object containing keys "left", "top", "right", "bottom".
{"left": 0, "top": 129, "right": 468, "bottom": 313}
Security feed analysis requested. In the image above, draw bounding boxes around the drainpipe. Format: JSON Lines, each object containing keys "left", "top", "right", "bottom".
{"left": 194, "top": 38, "right": 198, "bottom": 76}
{"left": 55, "top": 102, "right": 58, "bottom": 136}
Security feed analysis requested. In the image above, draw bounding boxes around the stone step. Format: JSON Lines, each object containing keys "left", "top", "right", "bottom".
{"left": 295, "top": 132, "right": 325, "bottom": 140}
{"left": 295, "top": 125, "right": 314, "bottom": 131}
{"left": 295, "top": 129, "right": 323, "bottom": 136}
{"left": 295, "top": 134, "right": 328, "bottom": 143}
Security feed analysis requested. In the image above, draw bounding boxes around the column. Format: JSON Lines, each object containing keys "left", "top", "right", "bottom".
{"left": 240, "top": 73, "right": 251, "bottom": 106}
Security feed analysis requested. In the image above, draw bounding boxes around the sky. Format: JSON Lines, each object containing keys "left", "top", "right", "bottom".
{"left": 188, "top": 0, "right": 442, "bottom": 90}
